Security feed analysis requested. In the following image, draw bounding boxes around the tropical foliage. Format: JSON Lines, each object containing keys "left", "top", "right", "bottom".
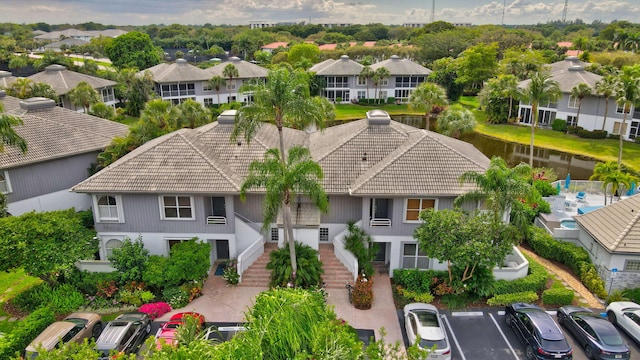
{"left": 266, "top": 241, "right": 324, "bottom": 288}
{"left": 0, "top": 102, "right": 27, "bottom": 154}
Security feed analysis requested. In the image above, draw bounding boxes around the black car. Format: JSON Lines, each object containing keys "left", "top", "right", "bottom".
{"left": 558, "top": 306, "right": 630, "bottom": 360}
{"left": 505, "top": 303, "right": 573, "bottom": 360}
{"left": 95, "top": 312, "right": 151, "bottom": 359}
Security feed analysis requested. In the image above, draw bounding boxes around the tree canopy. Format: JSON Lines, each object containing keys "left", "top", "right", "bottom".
{"left": 105, "top": 31, "right": 162, "bottom": 70}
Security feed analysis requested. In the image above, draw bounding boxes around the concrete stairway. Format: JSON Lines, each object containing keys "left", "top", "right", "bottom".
{"left": 238, "top": 242, "right": 353, "bottom": 289}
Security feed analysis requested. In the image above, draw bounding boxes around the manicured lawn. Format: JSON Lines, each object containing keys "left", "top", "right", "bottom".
{"left": 333, "top": 103, "right": 421, "bottom": 120}
{"left": 118, "top": 116, "right": 139, "bottom": 126}
{"left": 0, "top": 269, "right": 41, "bottom": 305}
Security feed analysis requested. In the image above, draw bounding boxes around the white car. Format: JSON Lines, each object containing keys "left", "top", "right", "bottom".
{"left": 606, "top": 301, "right": 640, "bottom": 343}
{"left": 403, "top": 303, "right": 451, "bottom": 360}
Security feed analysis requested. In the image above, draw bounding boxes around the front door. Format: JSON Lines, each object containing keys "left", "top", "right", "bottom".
{"left": 215, "top": 240, "right": 230, "bottom": 260}
{"left": 374, "top": 242, "right": 387, "bottom": 262}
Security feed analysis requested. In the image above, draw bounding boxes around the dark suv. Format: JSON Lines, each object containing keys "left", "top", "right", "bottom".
{"left": 95, "top": 312, "right": 151, "bottom": 359}
{"left": 505, "top": 303, "right": 573, "bottom": 360}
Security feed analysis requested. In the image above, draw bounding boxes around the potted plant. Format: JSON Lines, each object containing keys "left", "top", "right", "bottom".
{"left": 352, "top": 273, "right": 373, "bottom": 310}
{"left": 223, "top": 259, "right": 240, "bottom": 285}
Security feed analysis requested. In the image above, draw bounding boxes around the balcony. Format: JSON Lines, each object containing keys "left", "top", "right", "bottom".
{"left": 206, "top": 216, "right": 227, "bottom": 225}
{"left": 369, "top": 218, "right": 391, "bottom": 227}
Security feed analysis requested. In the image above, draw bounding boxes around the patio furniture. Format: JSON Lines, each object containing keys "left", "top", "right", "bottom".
{"left": 576, "top": 191, "right": 587, "bottom": 202}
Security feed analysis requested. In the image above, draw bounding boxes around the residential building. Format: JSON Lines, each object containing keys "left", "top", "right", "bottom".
{"left": 205, "top": 57, "right": 268, "bottom": 104}
{"left": 0, "top": 91, "right": 129, "bottom": 216}
{"left": 28, "top": 64, "right": 117, "bottom": 111}
{"left": 260, "top": 42, "right": 289, "bottom": 54}
{"left": 72, "top": 109, "right": 494, "bottom": 277}
{"left": 517, "top": 57, "right": 639, "bottom": 141}
{"left": 34, "top": 29, "right": 127, "bottom": 42}
{"left": 370, "top": 55, "right": 432, "bottom": 103}
{"left": 142, "top": 58, "right": 212, "bottom": 105}
{"left": 249, "top": 21, "right": 276, "bottom": 29}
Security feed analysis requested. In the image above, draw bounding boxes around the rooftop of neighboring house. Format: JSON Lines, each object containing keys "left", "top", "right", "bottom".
{"left": 0, "top": 92, "right": 129, "bottom": 169}
{"left": 309, "top": 55, "right": 364, "bottom": 75}
{"left": 370, "top": 55, "right": 432, "bottom": 75}
{"left": 43, "top": 38, "right": 89, "bottom": 49}
{"left": 34, "top": 29, "right": 127, "bottom": 41}
{"left": 28, "top": 64, "right": 117, "bottom": 96}
{"left": 0, "top": 71, "right": 17, "bottom": 89}
{"left": 518, "top": 57, "right": 600, "bottom": 93}
{"left": 72, "top": 109, "right": 489, "bottom": 197}
{"left": 261, "top": 42, "right": 289, "bottom": 50}
{"left": 205, "top": 57, "right": 269, "bottom": 79}
{"left": 141, "top": 58, "right": 211, "bottom": 83}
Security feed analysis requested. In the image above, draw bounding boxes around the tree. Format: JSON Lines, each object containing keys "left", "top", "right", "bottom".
{"left": 0, "top": 209, "right": 97, "bottom": 284}
{"left": 428, "top": 57, "right": 464, "bottom": 102}
{"left": 408, "top": 82, "right": 448, "bottom": 130}
{"left": 373, "top": 67, "right": 390, "bottom": 104}
{"left": 66, "top": 81, "right": 100, "bottom": 113}
{"left": 117, "top": 68, "right": 154, "bottom": 117}
{"left": 174, "top": 99, "right": 211, "bottom": 129}
{"left": 414, "top": 209, "right": 516, "bottom": 284}
{"left": 595, "top": 75, "right": 617, "bottom": 131}
{"left": 240, "top": 146, "right": 329, "bottom": 276}
{"left": 0, "top": 102, "right": 27, "bottom": 154}
{"left": 613, "top": 65, "right": 640, "bottom": 165}
{"left": 105, "top": 31, "right": 162, "bottom": 70}
{"left": 223, "top": 63, "right": 239, "bottom": 101}
{"left": 8, "top": 54, "right": 29, "bottom": 75}
{"left": 30, "top": 82, "right": 58, "bottom": 101}
{"left": 454, "top": 42, "right": 499, "bottom": 92}
{"left": 109, "top": 236, "right": 149, "bottom": 284}
{"left": 570, "top": 83, "right": 592, "bottom": 126}
{"left": 590, "top": 161, "right": 636, "bottom": 204}
{"left": 88, "top": 102, "right": 116, "bottom": 120}
{"left": 500, "top": 74, "right": 521, "bottom": 122}
{"left": 437, "top": 104, "right": 476, "bottom": 138}
{"left": 7, "top": 77, "right": 34, "bottom": 99}
{"left": 359, "top": 66, "right": 374, "bottom": 101}
{"left": 520, "top": 70, "right": 562, "bottom": 167}
{"left": 208, "top": 75, "right": 226, "bottom": 106}
{"left": 287, "top": 43, "right": 320, "bottom": 66}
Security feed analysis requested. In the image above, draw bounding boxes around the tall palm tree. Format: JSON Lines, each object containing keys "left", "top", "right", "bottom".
{"left": 373, "top": 67, "right": 390, "bottom": 104}
{"left": 570, "top": 83, "right": 592, "bottom": 127}
{"left": 437, "top": 104, "right": 476, "bottom": 138}
{"left": 613, "top": 66, "right": 640, "bottom": 166}
{"left": 174, "top": 99, "right": 211, "bottom": 129}
{"left": 208, "top": 75, "right": 226, "bottom": 106}
{"left": 67, "top": 81, "right": 100, "bottom": 113}
{"left": 408, "top": 82, "right": 448, "bottom": 130}
{"left": 521, "top": 71, "right": 562, "bottom": 168}
{"left": 222, "top": 64, "right": 239, "bottom": 102}
{"left": 359, "top": 66, "right": 374, "bottom": 101}
{"left": 0, "top": 103, "right": 27, "bottom": 154}
{"left": 500, "top": 74, "right": 521, "bottom": 122}
{"left": 589, "top": 161, "right": 619, "bottom": 205}
{"left": 232, "top": 67, "right": 334, "bottom": 274}
{"left": 595, "top": 75, "right": 617, "bottom": 131}
{"left": 454, "top": 156, "right": 532, "bottom": 224}
{"left": 139, "top": 99, "right": 180, "bottom": 135}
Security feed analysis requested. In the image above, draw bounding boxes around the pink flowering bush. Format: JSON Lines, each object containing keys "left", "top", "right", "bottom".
{"left": 139, "top": 301, "right": 172, "bottom": 320}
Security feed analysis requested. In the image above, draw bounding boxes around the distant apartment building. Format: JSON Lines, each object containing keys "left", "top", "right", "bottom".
{"left": 403, "top": 22, "right": 472, "bottom": 28}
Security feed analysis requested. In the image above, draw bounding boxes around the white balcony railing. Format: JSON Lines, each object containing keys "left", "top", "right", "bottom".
{"left": 206, "top": 216, "right": 227, "bottom": 225}
{"left": 370, "top": 218, "right": 391, "bottom": 227}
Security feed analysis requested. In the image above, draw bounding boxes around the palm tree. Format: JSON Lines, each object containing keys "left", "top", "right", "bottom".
{"left": 30, "top": 82, "right": 58, "bottom": 102}
{"left": 613, "top": 66, "right": 640, "bottom": 166}
{"left": 222, "top": 64, "right": 239, "bottom": 102}
{"left": 521, "top": 71, "right": 562, "bottom": 168}
{"left": 7, "top": 78, "right": 34, "bottom": 99}
{"left": 373, "top": 67, "right": 390, "bottom": 104}
{"left": 500, "top": 74, "right": 521, "bottom": 122}
{"left": 232, "top": 67, "right": 334, "bottom": 274}
{"left": 174, "top": 99, "right": 210, "bottom": 129}
{"left": 570, "top": 83, "right": 592, "bottom": 127}
{"left": 208, "top": 75, "right": 226, "bottom": 106}
{"left": 8, "top": 54, "right": 29, "bottom": 76}
{"left": 240, "top": 146, "right": 329, "bottom": 277}
{"left": 0, "top": 103, "right": 27, "bottom": 154}
{"left": 67, "top": 81, "right": 100, "bottom": 113}
{"left": 454, "top": 156, "right": 532, "bottom": 224}
{"left": 595, "top": 75, "right": 617, "bottom": 131}
{"left": 139, "top": 99, "right": 180, "bottom": 135}
{"left": 408, "top": 82, "right": 448, "bottom": 130}
{"left": 437, "top": 104, "right": 476, "bottom": 138}
{"left": 359, "top": 66, "right": 374, "bottom": 101}
{"left": 589, "top": 161, "right": 619, "bottom": 205}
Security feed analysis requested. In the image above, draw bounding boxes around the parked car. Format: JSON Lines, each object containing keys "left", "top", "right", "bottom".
{"left": 558, "top": 305, "right": 630, "bottom": 359}
{"left": 203, "top": 325, "right": 246, "bottom": 343}
{"left": 25, "top": 312, "right": 102, "bottom": 358}
{"left": 403, "top": 303, "right": 451, "bottom": 359}
{"left": 95, "top": 312, "right": 151, "bottom": 359}
{"left": 155, "top": 312, "right": 205, "bottom": 349}
{"left": 505, "top": 303, "right": 573, "bottom": 360}
{"left": 606, "top": 301, "right": 640, "bottom": 344}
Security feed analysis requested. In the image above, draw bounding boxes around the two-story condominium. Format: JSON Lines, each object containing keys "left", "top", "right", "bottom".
{"left": 0, "top": 91, "right": 129, "bottom": 215}
{"left": 309, "top": 55, "right": 364, "bottom": 103}
{"left": 72, "top": 109, "right": 490, "bottom": 278}
{"left": 370, "top": 55, "right": 432, "bottom": 103}
{"left": 28, "top": 65, "right": 117, "bottom": 111}
{"left": 517, "top": 57, "right": 639, "bottom": 141}
{"left": 204, "top": 57, "right": 269, "bottom": 105}
{"left": 141, "top": 58, "right": 212, "bottom": 106}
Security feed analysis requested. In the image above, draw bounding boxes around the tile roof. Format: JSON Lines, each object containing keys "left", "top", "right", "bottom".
{"left": 141, "top": 59, "right": 211, "bottom": 83}
{"left": 205, "top": 57, "right": 268, "bottom": 79}
{"left": 74, "top": 111, "right": 489, "bottom": 197}
{"left": 575, "top": 194, "right": 640, "bottom": 254}
{"left": 0, "top": 95, "right": 129, "bottom": 169}
{"left": 28, "top": 65, "right": 116, "bottom": 96}
{"left": 370, "top": 55, "right": 432, "bottom": 75}
{"left": 0, "top": 71, "right": 17, "bottom": 89}
{"left": 261, "top": 42, "right": 289, "bottom": 49}
{"left": 519, "top": 58, "right": 600, "bottom": 93}
{"left": 309, "top": 55, "right": 364, "bottom": 75}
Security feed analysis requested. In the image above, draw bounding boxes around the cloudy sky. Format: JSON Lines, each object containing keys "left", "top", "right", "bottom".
{"left": 2, "top": 0, "right": 639, "bottom": 26}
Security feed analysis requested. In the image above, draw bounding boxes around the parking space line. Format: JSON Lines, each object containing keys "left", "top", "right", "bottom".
{"left": 441, "top": 315, "right": 466, "bottom": 360}
{"left": 488, "top": 313, "right": 520, "bottom": 360}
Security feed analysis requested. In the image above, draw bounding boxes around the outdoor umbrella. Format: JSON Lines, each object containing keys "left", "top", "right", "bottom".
{"left": 564, "top": 173, "right": 571, "bottom": 191}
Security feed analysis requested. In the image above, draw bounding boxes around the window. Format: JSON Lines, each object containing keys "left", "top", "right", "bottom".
{"left": 160, "top": 195, "right": 194, "bottom": 220}
{"left": 203, "top": 82, "right": 212, "bottom": 91}
{"left": 101, "top": 88, "right": 115, "bottom": 103}
{"left": 94, "top": 195, "right": 123, "bottom": 222}
{"left": 405, "top": 198, "right": 436, "bottom": 222}
{"left": 395, "top": 76, "right": 425, "bottom": 88}
{"left": 226, "top": 80, "right": 235, "bottom": 90}
{"left": 624, "top": 260, "right": 640, "bottom": 272}
{"left": 357, "top": 91, "right": 366, "bottom": 99}
{"left": 324, "top": 90, "right": 350, "bottom": 102}
{"left": 613, "top": 121, "right": 628, "bottom": 136}
{"left": 105, "top": 239, "right": 123, "bottom": 258}
{"left": 616, "top": 103, "right": 631, "bottom": 114}
{"left": 160, "top": 83, "right": 195, "bottom": 97}
{"left": 567, "top": 115, "right": 578, "bottom": 127}
{"left": 629, "top": 121, "right": 639, "bottom": 140}
{"left": 0, "top": 171, "right": 11, "bottom": 194}
{"left": 326, "top": 76, "right": 349, "bottom": 88}
{"left": 319, "top": 228, "right": 329, "bottom": 242}
{"left": 379, "top": 91, "right": 387, "bottom": 100}
{"left": 379, "top": 78, "right": 388, "bottom": 86}
{"left": 402, "top": 243, "right": 430, "bottom": 269}
{"left": 204, "top": 98, "right": 214, "bottom": 106}
{"left": 568, "top": 96, "right": 579, "bottom": 109}
{"left": 395, "top": 89, "right": 412, "bottom": 102}
{"left": 358, "top": 76, "right": 367, "bottom": 86}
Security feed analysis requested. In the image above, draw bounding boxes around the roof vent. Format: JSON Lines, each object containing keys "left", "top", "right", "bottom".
{"left": 366, "top": 109, "right": 391, "bottom": 125}
{"left": 44, "top": 64, "right": 66, "bottom": 72}
{"left": 175, "top": 58, "right": 188, "bottom": 65}
{"left": 390, "top": 55, "right": 400, "bottom": 60}
{"left": 340, "top": 55, "right": 350, "bottom": 60}
{"left": 19, "top": 97, "right": 56, "bottom": 110}
{"left": 0, "top": 70, "right": 11, "bottom": 78}
{"left": 217, "top": 109, "right": 237, "bottom": 125}
{"left": 568, "top": 65, "right": 584, "bottom": 72}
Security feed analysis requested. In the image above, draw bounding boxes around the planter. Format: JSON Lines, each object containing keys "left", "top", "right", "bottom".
{"left": 352, "top": 274, "right": 373, "bottom": 310}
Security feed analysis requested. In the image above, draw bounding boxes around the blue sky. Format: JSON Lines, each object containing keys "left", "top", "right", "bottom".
{"left": 2, "top": 0, "right": 639, "bottom": 26}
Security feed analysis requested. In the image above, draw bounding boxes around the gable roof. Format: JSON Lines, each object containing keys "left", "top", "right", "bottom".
{"left": 74, "top": 110, "right": 489, "bottom": 197}
{"left": 205, "top": 57, "right": 268, "bottom": 79}
{"left": 141, "top": 58, "right": 211, "bottom": 83}
{"left": 0, "top": 94, "right": 129, "bottom": 169}
{"left": 309, "top": 55, "right": 364, "bottom": 75}
{"left": 28, "top": 65, "right": 116, "bottom": 96}
{"left": 370, "top": 55, "right": 432, "bottom": 75}
{"left": 575, "top": 194, "right": 640, "bottom": 254}
{"left": 261, "top": 42, "right": 289, "bottom": 50}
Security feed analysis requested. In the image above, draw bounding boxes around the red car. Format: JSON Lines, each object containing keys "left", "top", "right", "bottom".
{"left": 155, "top": 312, "right": 205, "bottom": 349}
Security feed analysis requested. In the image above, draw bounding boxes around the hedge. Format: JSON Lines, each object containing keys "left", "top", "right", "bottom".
{"left": 492, "top": 256, "right": 548, "bottom": 296}
{"left": 0, "top": 306, "right": 55, "bottom": 359}
{"left": 487, "top": 291, "right": 539, "bottom": 306}
{"left": 579, "top": 263, "right": 608, "bottom": 298}
{"left": 552, "top": 119, "right": 567, "bottom": 132}
{"left": 542, "top": 288, "right": 574, "bottom": 305}
{"left": 392, "top": 269, "right": 447, "bottom": 293}
{"left": 576, "top": 129, "right": 607, "bottom": 139}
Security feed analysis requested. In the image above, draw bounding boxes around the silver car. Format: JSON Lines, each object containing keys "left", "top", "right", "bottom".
{"left": 404, "top": 303, "right": 451, "bottom": 359}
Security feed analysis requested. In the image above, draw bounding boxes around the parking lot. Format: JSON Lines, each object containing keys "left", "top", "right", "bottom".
{"left": 400, "top": 309, "right": 640, "bottom": 360}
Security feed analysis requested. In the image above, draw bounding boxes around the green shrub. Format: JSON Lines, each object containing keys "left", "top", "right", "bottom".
{"left": 527, "top": 228, "right": 589, "bottom": 275}
{"left": 162, "top": 286, "right": 190, "bottom": 309}
{"left": 50, "top": 284, "right": 85, "bottom": 314}
{"left": 492, "top": 256, "right": 548, "bottom": 296}
{"left": 119, "top": 289, "right": 155, "bottom": 306}
{"left": 398, "top": 287, "right": 435, "bottom": 303}
{"left": 164, "top": 238, "right": 211, "bottom": 288}
{"left": 392, "top": 269, "right": 447, "bottom": 293}
{"left": 352, "top": 274, "right": 373, "bottom": 310}
{"left": 542, "top": 288, "right": 574, "bottom": 305}
{"left": 533, "top": 180, "right": 558, "bottom": 197}
{"left": 267, "top": 241, "right": 324, "bottom": 288}
{"left": 566, "top": 126, "right": 583, "bottom": 135}
{"left": 10, "top": 282, "right": 53, "bottom": 313}
{"left": 635, "top": 137, "right": 640, "bottom": 144}
{"left": 551, "top": 119, "right": 567, "bottom": 132}
{"left": 0, "top": 306, "right": 55, "bottom": 359}
{"left": 579, "top": 263, "right": 607, "bottom": 298}
{"left": 608, "top": 134, "right": 620, "bottom": 140}
{"left": 487, "top": 291, "right": 539, "bottom": 306}
{"left": 64, "top": 269, "right": 119, "bottom": 295}
{"left": 108, "top": 236, "right": 149, "bottom": 285}
{"left": 576, "top": 129, "right": 607, "bottom": 139}
{"left": 343, "top": 223, "right": 377, "bottom": 278}
{"left": 142, "top": 255, "right": 168, "bottom": 293}
{"left": 222, "top": 259, "right": 239, "bottom": 285}
{"left": 622, "top": 288, "right": 640, "bottom": 303}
